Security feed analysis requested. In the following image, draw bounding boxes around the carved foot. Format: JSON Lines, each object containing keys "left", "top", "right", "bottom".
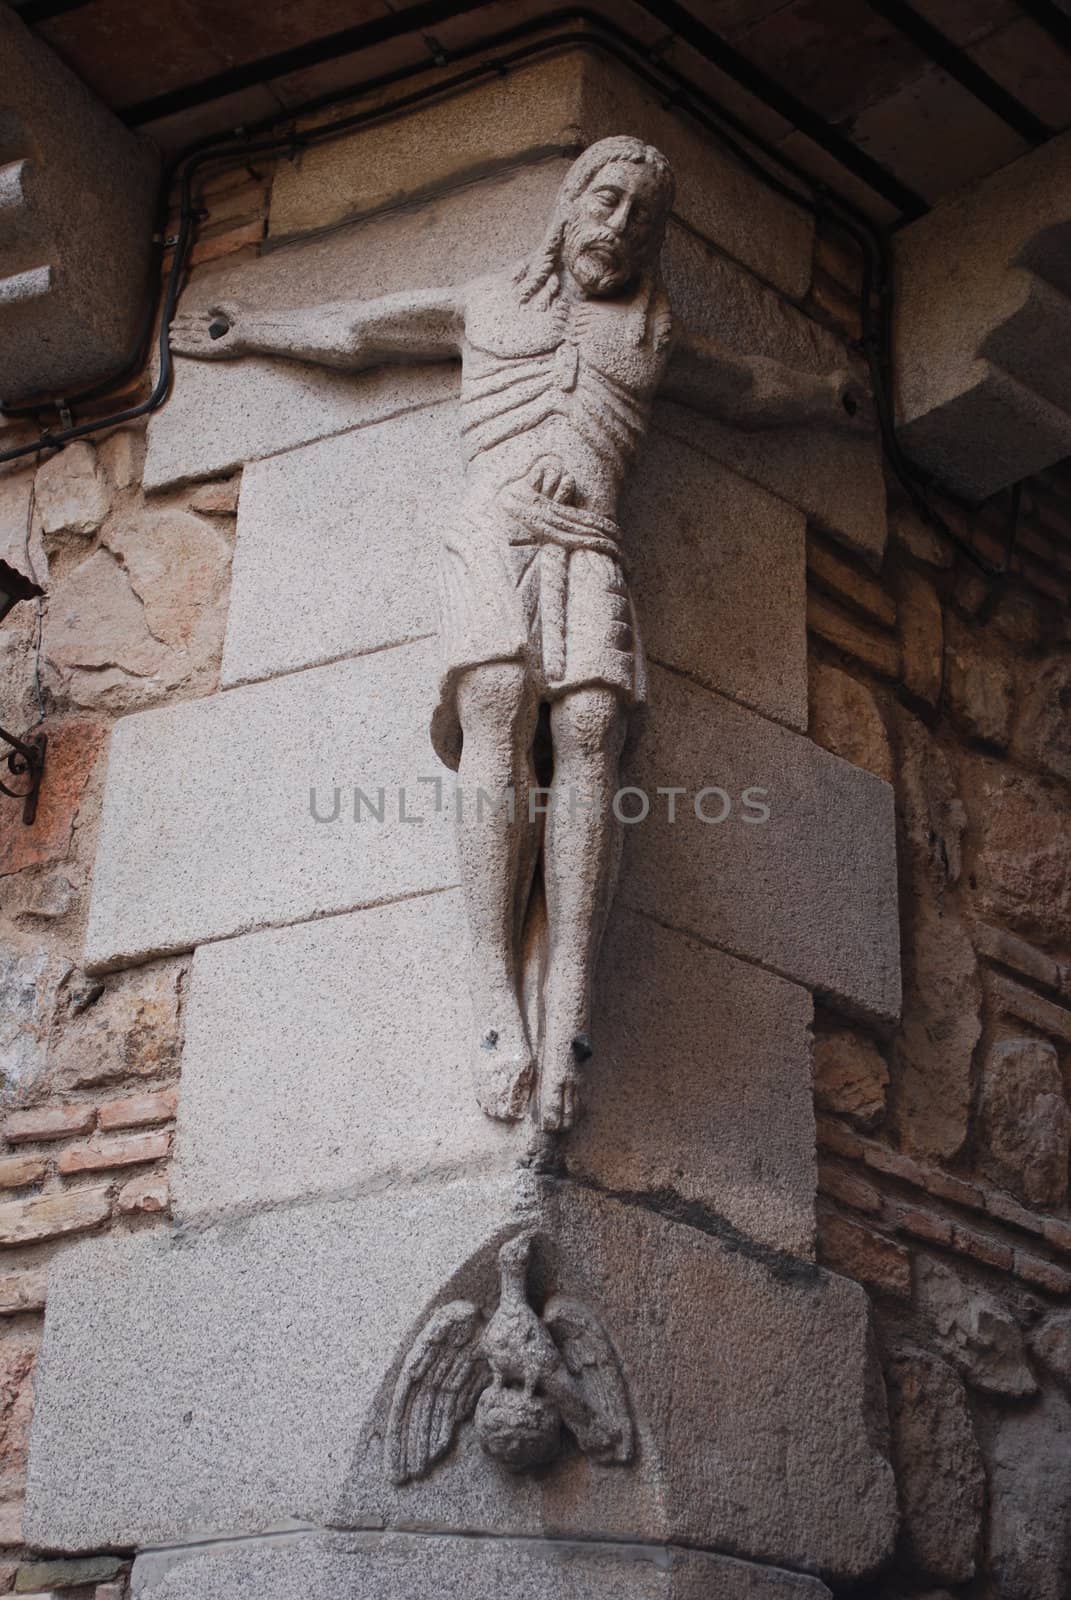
{"left": 539, "top": 1032, "right": 593, "bottom": 1133}
{"left": 474, "top": 1020, "right": 535, "bottom": 1122}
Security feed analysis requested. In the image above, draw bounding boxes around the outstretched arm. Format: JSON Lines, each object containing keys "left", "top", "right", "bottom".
{"left": 169, "top": 284, "right": 464, "bottom": 371}
{"left": 661, "top": 324, "right": 865, "bottom": 432}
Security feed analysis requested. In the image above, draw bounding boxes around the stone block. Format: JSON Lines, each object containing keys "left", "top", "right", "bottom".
{"left": 26, "top": 1178, "right": 896, "bottom": 1581}
{"left": 144, "top": 165, "right": 561, "bottom": 492}
{"left": 627, "top": 428, "right": 807, "bottom": 729}
{"left": 623, "top": 666, "right": 901, "bottom": 1025}
{"left": 221, "top": 404, "right": 452, "bottom": 688}
{"left": 0, "top": 467, "right": 35, "bottom": 571}
{"left": 1031, "top": 1310, "right": 1071, "bottom": 1390}
{"left": 988, "top": 1390, "right": 1071, "bottom": 1600}
{"left": 659, "top": 223, "right": 887, "bottom": 565}
{"left": 47, "top": 960, "right": 182, "bottom": 1091}
{"left": 885, "top": 1348, "right": 984, "bottom": 1584}
{"left": 84, "top": 645, "right": 897, "bottom": 1021}
{"left": 172, "top": 891, "right": 529, "bottom": 1223}
{"left": 221, "top": 402, "right": 807, "bottom": 727}
{"left": 1014, "top": 656, "right": 1071, "bottom": 784}
{"left": 916, "top": 1258, "right": 1037, "bottom": 1398}
{"left": 894, "top": 129, "right": 1071, "bottom": 499}
{"left": 132, "top": 1531, "right": 833, "bottom": 1600}
{"left": 25, "top": 1173, "right": 524, "bottom": 1553}
{"left": 0, "top": 716, "right": 107, "bottom": 878}
{"left": 33, "top": 442, "right": 109, "bottom": 537}
{"left": 970, "top": 760, "right": 1071, "bottom": 945}
{"left": 576, "top": 911, "right": 816, "bottom": 1257}
{"left": 44, "top": 549, "right": 166, "bottom": 679}
{"left": 894, "top": 894, "right": 980, "bottom": 1161}
{"left": 268, "top": 50, "right": 813, "bottom": 301}
{"left": 809, "top": 664, "right": 893, "bottom": 783}
{"left": 15, "top": 1556, "right": 123, "bottom": 1591}
{"left": 172, "top": 896, "right": 815, "bottom": 1256}
{"left": 980, "top": 1037, "right": 1070, "bottom": 1209}
{"left": 0, "top": 1270, "right": 47, "bottom": 1317}
{"left": 0, "top": 951, "right": 68, "bottom": 1106}
{"left": 0, "top": 8, "right": 158, "bottom": 403}
{"left": 42, "top": 509, "right": 231, "bottom": 717}
{"left": 945, "top": 632, "right": 1013, "bottom": 746}
{"left": 813, "top": 1027, "right": 888, "bottom": 1130}
{"left": 83, "top": 638, "right": 455, "bottom": 971}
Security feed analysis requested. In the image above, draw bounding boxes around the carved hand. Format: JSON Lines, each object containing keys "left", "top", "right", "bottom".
{"left": 830, "top": 370, "right": 873, "bottom": 432}
{"left": 169, "top": 300, "right": 249, "bottom": 360}
{"left": 526, "top": 455, "right": 578, "bottom": 505}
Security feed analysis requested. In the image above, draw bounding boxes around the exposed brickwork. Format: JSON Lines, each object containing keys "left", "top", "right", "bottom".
{"left": 2, "top": 1106, "right": 94, "bottom": 1144}
{"left": 0, "top": 1272, "right": 46, "bottom": 1316}
{"left": 808, "top": 318, "right": 1071, "bottom": 1591}
{"left": 818, "top": 1209, "right": 912, "bottom": 1299}
{"left": 0, "top": 1158, "right": 46, "bottom": 1192}
{"left": 0, "top": 154, "right": 248, "bottom": 1593}
{"left": 817, "top": 1163, "right": 883, "bottom": 1215}
{"left": 0, "top": 1188, "right": 111, "bottom": 1247}
{"left": 56, "top": 1130, "right": 171, "bottom": 1175}
{"left": 97, "top": 1088, "right": 178, "bottom": 1131}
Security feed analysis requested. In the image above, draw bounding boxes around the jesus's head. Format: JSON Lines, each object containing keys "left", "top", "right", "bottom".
{"left": 517, "top": 136, "right": 675, "bottom": 309}
{"left": 561, "top": 144, "right": 673, "bottom": 297}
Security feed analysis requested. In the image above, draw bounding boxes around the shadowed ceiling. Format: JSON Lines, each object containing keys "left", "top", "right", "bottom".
{"left": 9, "top": 0, "right": 1071, "bottom": 226}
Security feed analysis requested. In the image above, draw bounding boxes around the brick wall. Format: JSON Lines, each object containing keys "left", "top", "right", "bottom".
{"left": 0, "top": 163, "right": 271, "bottom": 1595}
{"left": 807, "top": 218, "right": 1071, "bottom": 1598}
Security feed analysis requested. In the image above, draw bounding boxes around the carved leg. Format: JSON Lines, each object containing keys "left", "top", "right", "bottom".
{"left": 540, "top": 687, "right": 626, "bottom": 1133}
{"left": 456, "top": 662, "right": 540, "bottom": 1121}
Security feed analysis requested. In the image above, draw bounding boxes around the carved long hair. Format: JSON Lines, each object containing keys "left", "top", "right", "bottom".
{"left": 513, "top": 136, "right": 675, "bottom": 350}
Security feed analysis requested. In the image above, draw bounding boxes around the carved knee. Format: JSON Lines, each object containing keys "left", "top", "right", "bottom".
{"left": 552, "top": 690, "right": 625, "bottom": 764}
{"left": 457, "top": 664, "right": 534, "bottom": 751}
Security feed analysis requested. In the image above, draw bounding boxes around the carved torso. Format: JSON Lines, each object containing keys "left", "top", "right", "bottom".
{"left": 458, "top": 271, "right": 671, "bottom": 518}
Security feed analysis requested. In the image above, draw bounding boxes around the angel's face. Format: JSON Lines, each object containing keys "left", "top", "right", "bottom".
{"left": 475, "top": 1382, "right": 560, "bottom": 1471}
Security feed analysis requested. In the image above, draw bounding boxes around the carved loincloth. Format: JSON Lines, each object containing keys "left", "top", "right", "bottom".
{"left": 430, "top": 480, "right": 646, "bottom": 771}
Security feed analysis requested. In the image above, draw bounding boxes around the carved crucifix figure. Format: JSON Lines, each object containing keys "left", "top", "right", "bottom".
{"left": 171, "top": 136, "right": 860, "bottom": 1134}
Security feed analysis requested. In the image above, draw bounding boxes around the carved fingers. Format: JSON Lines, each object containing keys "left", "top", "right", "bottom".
{"left": 169, "top": 300, "right": 247, "bottom": 359}
{"left": 526, "top": 455, "right": 578, "bottom": 505}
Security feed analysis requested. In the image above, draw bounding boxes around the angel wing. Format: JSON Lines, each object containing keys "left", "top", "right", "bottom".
{"left": 543, "top": 1296, "right": 634, "bottom": 1465}
{"left": 386, "top": 1301, "right": 489, "bottom": 1485}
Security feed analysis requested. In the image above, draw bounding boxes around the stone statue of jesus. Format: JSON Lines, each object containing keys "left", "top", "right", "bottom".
{"left": 172, "top": 135, "right": 861, "bottom": 1135}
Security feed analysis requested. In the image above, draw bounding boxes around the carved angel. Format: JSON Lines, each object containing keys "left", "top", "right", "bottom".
{"left": 387, "top": 1230, "right": 634, "bottom": 1484}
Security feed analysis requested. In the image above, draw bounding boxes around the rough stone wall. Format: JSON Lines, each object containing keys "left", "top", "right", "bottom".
{"left": 0, "top": 70, "right": 1067, "bottom": 1600}
{"left": 0, "top": 161, "right": 271, "bottom": 1595}
{"left": 808, "top": 221, "right": 1071, "bottom": 1600}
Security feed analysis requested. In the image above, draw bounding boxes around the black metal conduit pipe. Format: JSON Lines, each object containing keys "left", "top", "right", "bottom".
{"left": 0, "top": 11, "right": 1011, "bottom": 574}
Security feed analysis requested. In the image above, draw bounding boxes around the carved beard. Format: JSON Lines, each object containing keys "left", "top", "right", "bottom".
{"left": 562, "top": 218, "right": 637, "bottom": 298}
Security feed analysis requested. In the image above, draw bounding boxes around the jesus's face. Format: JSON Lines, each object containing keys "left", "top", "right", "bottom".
{"left": 561, "top": 159, "right": 668, "bottom": 299}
